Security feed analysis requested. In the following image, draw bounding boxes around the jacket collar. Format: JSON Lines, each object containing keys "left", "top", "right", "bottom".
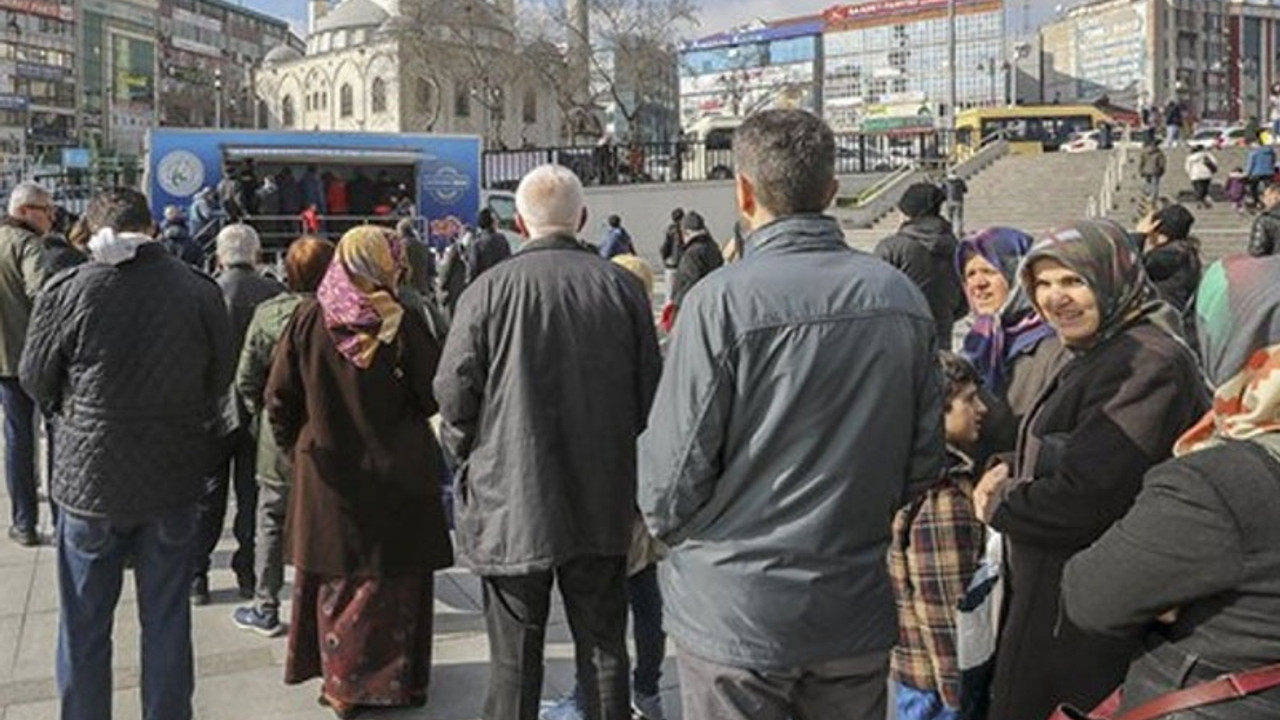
{"left": 1, "top": 215, "right": 42, "bottom": 237}
{"left": 520, "top": 233, "right": 593, "bottom": 254}
{"left": 744, "top": 214, "right": 846, "bottom": 258}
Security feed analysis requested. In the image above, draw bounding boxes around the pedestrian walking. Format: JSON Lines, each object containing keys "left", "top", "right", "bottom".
{"left": 21, "top": 187, "right": 233, "bottom": 720}
{"left": 973, "top": 219, "right": 1209, "bottom": 720}
{"left": 434, "top": 164, "right": 661, "bottom": 720}
{"left": 267, "top": 226, "right": 453, "bottom": 717}
{"left": 1063, "top": 254, "right": 1280, "bottom": 720}
{"left": 890, "top": 352, "right": 987, "bottom": 720}
{"left": 192, "top": 224, "right": 285, "bottom": 606}
{"left": 1164, "top": 100, "right": 1183, "bottom": 147}
{"left": 659, "top": 207, "right": 684, "bottom": 290}
{"left": 1245, "top": 139, "right": 1276, "bottom": 209}
{"left": 1227, "top": 168, "right": 1248, "bottom": 213}
{"left": 464, "top": 208, "right": 511, "bottom": 285}
{"left": 1184, "top": 145, "right": 1217, "bottom": 208}
{"left": 598, "top": 213, "right": 635, "bottom": 259}
{"left": 1248, "top": 181, "right": 1280, "bottom": 256}
{"left": 436, "top": 232, "right": 469, "bottom": 319}
{"left": 944, "top": 171, "right": 968, "bottom": 237}
{"left": 639, "top": 109, "right": 945, "bottom": 720}
{"left": 668, "top": 210, "right": 722, "bottom": 311}
{"left": 875, "top": 182, "right": 966, "bottom": 350}
{"left": 0, "top": 182, "right": 50, "bottom": 547}
{"left": 1138, "top": 139, "right": 1167, "bottom": 205}
{"left": 231, "top": 236, "right": 335, "bottom": 638}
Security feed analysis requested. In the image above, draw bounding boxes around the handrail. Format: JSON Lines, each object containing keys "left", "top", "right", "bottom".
{"left": 1087, "top": 138, "right": 1129, "bottom": 218}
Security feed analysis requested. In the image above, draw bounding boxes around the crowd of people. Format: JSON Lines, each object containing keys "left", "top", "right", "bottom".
{"left": 2, "top": 107, "right": 1280, "bottom": 720}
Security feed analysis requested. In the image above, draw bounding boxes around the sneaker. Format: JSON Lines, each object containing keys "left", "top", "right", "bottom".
{"left": 190, "top": 575, "right": 210, "bottom": 606}
{"left": 539, "top": 695, "right": 585, "bottom": 720}
{"left": 233, "top": 606, "right": 284, "bottom": 637}
{"left": 632, "top": 692, "right": 666, "bottom": 720}
{"left": 7, "top": 526, "right": 38, "bottom": 547}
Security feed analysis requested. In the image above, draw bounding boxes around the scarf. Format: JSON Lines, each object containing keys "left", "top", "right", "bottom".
{"left": 1174, "top": 255, "right": 1280, "bottom": 455}
{"left": 957, "top": 227, "right": 1055, "bottom": 390}
{"left": 316, "top": 225, "right": 406, "bottom": 369}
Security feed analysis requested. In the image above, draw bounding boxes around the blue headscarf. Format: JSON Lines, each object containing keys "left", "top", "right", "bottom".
{"left": 957, "top": 227, "right": 1056, "bottom": 391}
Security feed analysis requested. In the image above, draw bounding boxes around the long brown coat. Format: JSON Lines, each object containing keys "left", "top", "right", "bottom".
{"left": 266, "top": 299, "right": 453, "bottom": 578}
{"left": 987, "top": 320, "right": 1209, "bottom": 720}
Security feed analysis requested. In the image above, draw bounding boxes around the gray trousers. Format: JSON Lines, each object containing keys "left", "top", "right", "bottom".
{"left": 676, "top": 648, "right": 888, "bottom": 720}
{"left": 253, "top": 482, "right": 289, "bottom": 611}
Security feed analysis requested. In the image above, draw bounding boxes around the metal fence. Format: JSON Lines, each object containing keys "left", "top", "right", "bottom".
{"left": 481, "top": 132, "right": 955, "bottom": 189}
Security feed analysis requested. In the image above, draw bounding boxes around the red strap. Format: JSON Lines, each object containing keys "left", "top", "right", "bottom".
{"left": 1116, "top": 662, "right": 1280, "bottom": 720}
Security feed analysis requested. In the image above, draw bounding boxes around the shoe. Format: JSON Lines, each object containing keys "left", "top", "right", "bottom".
{"left": 540, "top": 694, "right": 586, "bottom": 720}
{"left": 232, "top": 606, "right": 284, "bottom": 637}
{"left": 632, "top": 692, "right": 666, "bottom": 720}
{"left": 8, "top": 526, "right": 38, "bottom": 547}
{"left": 190, "top": 575, "right": 210, "bottom": 606}
{"left": 318, "top": 693, "right": 359, "bottom": 719}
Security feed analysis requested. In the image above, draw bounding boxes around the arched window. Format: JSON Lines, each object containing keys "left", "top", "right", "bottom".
{"left": 372, "top": 77, "right": 387, "bottom": 113}
{"left": 282, "top": 95, "right": 295, "bottom": 127}
{"left": 340, "top": 83, "right": 353, "bottom": 117}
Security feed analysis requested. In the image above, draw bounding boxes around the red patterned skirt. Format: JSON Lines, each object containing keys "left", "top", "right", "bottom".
{"left": 285, "top": 571, "right": 436, "bottom": 708}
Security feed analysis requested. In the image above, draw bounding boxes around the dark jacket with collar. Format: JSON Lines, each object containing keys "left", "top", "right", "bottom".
{"left": 874, "top": 215, "right": 965, "bottom": 350}
{"left": 0, "top": 216, "right": 46, "bottom": 377}
{"left": 1063, "top": 441, "right": 1280, "bottom": 719}
{"left": 1248, "top": 207, "right": 1280, "bottom": 257}
{"left": 670, "top": 232, "right": 723, "bottom": 306}
{"left": 19, "top": 243, "right": 234, "bottom": 518}
{"left": 638, "top": 214, "right": 946, "bottom": 670}
{"left": 433, "top": 234, "right": 662, "bottom": 575}
{"left": 464, "top": 229, "right": 511, "bottom": 285}
{"left": 216, "top": 264, "right": 285, "bottom": 362}
{"left": 39, "top": 234, "right": 86, "bottom": 282}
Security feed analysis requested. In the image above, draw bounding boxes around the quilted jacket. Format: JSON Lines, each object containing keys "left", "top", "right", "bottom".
{"left": 19, "top": 242, "right": 234, "bottom": 518}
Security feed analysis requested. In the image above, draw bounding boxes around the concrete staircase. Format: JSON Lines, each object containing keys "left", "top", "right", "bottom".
{"left": 843, "top": 150, "right": 1114, "bottom": 252}
{"left": 1104, "top": 145, "right": 1255, "bottom": 264}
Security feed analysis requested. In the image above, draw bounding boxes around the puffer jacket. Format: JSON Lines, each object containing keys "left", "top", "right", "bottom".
{"left": 1139, "top": 147, "right": 1167, "bottom": 179}
{"left": 19, "top": 242, "right": 233, "bottom": 518}
{"left": 236, "top": 292, "right": 306, "bottom": 486}
{"left": 1249, "top": 207, "right": 1280, "bottom": 257}
{"left": 0, "top": 217, "right": 46, "bottom": 377}
{"left": 639, "top": 214, "right": 945, "bottom": 670}
{"left": 874, "top": 215, "right": 966, "bottom": 350}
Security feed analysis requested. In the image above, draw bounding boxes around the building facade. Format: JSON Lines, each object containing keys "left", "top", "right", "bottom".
{"left": 256, "top": 0, "right": 561, "bottom": 148}
{"left": 82, "top": 0, "right": 158, "bottom": 161}
{"left": 593, "top": 35, "right": 680, "bottom": 144}
{"left": 0, "top": 0, "right": 76, "bottom": 173}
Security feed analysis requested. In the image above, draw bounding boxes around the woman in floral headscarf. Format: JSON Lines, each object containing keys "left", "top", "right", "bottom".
{"left": 972, "top": 219, "right": 1209, "bottom": 720}
{"left": 1060, "top": 255, "right": 1280, "bottom": 720}
{"left": 266, "top": 226, "right": 453, "bottom": 718}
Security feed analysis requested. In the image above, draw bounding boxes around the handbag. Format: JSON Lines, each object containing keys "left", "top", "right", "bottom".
{"left": 1047, "top": 662, "right": 1280, "bottom": 720}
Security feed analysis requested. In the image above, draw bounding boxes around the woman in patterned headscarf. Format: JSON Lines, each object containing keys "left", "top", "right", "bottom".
{"left": 266, "top": 226, "right": 453, "bottom": 718}
{"left": 972, "top": 219, "right": 1210, "bottom": 720}
{"left": 1062, "top": 254, "right": 1280, "bottom": 720}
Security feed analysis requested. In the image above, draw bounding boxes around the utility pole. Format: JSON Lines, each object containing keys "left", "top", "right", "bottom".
{"left": 214, "top": 67, "right": 223, "bottom": 129}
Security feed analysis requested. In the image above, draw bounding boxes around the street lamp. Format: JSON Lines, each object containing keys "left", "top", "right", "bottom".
{"left": 214, "top": 67, "right": 223, "bottom": 129}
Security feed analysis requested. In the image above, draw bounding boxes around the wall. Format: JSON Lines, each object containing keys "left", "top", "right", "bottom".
{"left": 582, "top": 173, "right": 889, "bottom": 265}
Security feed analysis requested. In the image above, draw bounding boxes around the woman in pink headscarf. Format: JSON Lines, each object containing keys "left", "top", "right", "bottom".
{"left": 266, "top": 225, "right": 452, "bottom": 718}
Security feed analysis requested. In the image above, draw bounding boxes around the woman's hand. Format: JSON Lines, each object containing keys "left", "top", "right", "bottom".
{"left": 975, "top": 463, "right": 1011, "bottom": 523}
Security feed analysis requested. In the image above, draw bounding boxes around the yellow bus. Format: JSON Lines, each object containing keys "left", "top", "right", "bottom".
{"left": 954, "top": 104, "right": 1132, "bottom": 156}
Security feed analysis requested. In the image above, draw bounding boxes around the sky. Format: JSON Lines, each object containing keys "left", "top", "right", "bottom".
{"left": 242, "top": 0, "right": 1080, "bottom": 42}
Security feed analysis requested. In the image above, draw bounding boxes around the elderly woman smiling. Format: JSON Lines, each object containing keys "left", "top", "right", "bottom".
{"left": 972, "top": 219, "right": 1209, "bottom": 720}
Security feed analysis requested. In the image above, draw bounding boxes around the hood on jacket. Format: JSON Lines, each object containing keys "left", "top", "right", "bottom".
{"left": 898, "top": 215, "right": 958, "bottom": 255}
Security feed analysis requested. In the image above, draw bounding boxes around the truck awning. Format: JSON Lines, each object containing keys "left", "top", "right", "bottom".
{"left": 220, "top": 145, "right": 427, "bottom": 165}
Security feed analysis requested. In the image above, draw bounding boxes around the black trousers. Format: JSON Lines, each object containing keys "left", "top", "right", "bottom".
{"left": 193, "top": 429, "right": 257, "bottom": 580}
{"left": 1192, "top": 179, "right": 1211, "bottom": 203}
{"left": 481, "top": 554, "right": 630, "bottom": 720}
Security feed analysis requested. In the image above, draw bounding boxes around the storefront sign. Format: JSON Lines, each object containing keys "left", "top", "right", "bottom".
{"left": 0, "top": 93, "right": 29, "bottom": 111}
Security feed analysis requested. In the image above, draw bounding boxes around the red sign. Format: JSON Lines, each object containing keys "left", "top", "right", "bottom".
{"left": 822, "top": 0, "right": 991, "bottom": 25}
{"left": 0, "top": 0, "right": 70, "bottom": 20}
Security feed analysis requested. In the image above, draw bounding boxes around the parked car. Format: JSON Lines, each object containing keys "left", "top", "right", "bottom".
{"left": 1062, "top": 130, "right": 1102, "bottom": 153}
{"left": 1188, "top": 127, "right": 1225, "bottom": 150}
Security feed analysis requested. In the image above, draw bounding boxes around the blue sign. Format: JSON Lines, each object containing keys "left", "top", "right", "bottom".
{"left": 0, "top": 93, "right": 28, "bottom": 111}
{"left": 61, "top": 148, "right": 91, "bottom": 169}
{"left": 679, "top": 20, "right": 825, "bottom": 52}
{"left": 145, "top": 129, "right": 482, "bottom": 246}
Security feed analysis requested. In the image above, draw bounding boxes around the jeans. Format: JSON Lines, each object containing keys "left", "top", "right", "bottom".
{"left": 1192, "top": 179, "right": 1211, "bottom": 204}
{"left": 57, "top": 505, "right": 197, "bottom": 720}
{"left": 194, "top": 429, "right": 257, "bottom": 580}
{"left": 676, "top": 649, "right": 888, "bottom": 720}
{"left": 253, "top": 482, "right": 288, "bottom": 611}
{"left": 895, "top": 681, "right": 960, "bottom": 720}
{"left": 1165, "top": 124, "right": 1180, "bottom": 147}
{"left": 481, "top": 554, "right": 630, "bottom": 720}
{"left": 0, "top": 377, "right": 38, "bottom": 531}
{"left": 1144, "top": 176, "right": 1161, "bottom": 202}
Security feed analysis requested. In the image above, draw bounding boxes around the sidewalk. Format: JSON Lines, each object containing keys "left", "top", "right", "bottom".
{"left": 0, "top": 484, "right": 683, "bottom": 719}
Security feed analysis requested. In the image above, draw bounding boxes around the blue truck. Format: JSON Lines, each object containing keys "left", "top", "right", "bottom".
{"left": 144, "top": 129, "right": 484, "bottom": 249}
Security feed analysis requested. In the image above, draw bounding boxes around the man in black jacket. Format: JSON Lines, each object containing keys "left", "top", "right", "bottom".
{"left": 20, "top": 187, "right": 233, "bottom": 720}
{"left": 875, "top": 183, "right": 966, "bottom": 350}
{"left": 670, "top": 210, "right": 722, "bottom": 308}
{"left": 192, "top": 223, "right": 284, "bottom": 605}
{"left": 434, "top": 164, "right": 662, "bottom": 720}
{"left": 1248, "top": 181, "right": 1280, "bottom": 256}
{"left": 660, "top": 207, "right": 684, "bottom": 286}
{"left": 464, "top": 208, "right": 512, "bottom": 285}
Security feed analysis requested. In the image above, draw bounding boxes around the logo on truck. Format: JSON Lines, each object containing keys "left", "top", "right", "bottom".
{"left": 424, "top": 165, "right": 470, "bottom": 204}
{"left": 156, "top": 150, "right": 206, "bottom": 198}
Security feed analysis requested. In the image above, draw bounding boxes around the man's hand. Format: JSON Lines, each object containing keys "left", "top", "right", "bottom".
{"left": 974, "top": 462, "right": 1010, "bottom": 523}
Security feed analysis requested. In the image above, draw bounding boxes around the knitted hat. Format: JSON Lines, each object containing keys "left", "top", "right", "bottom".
{"left": 898, "top": 183, "right": 946, "bottom": 219}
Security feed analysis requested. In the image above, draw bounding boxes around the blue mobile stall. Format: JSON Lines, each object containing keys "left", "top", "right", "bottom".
{"left": 144, "top": 129, "right": 482, "bottom": 247}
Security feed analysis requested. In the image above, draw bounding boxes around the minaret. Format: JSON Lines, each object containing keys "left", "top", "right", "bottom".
{"left": 566, "top": 0, "right": 591, "bottom": 104}
{"left": 308, "top": 0, "right": 330, "bottom": 34}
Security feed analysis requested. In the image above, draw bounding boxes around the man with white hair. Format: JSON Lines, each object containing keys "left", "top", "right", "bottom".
{"left": 191, "top": 223, "right": 283, "bottom": 604}
{"left": 0, "top": 181, "right": 51, "bottom": 546}
{"left": 434, "top": 164, "right": 662, "bottom": 720}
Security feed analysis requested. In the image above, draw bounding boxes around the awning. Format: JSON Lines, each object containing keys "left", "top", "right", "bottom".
{"left": 220, "top": 145, "right": 426, "bottom": 165}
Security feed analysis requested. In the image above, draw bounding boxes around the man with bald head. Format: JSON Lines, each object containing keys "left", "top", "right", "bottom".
{"left": 434, "top": 164, "right": 662, "bottom": 720}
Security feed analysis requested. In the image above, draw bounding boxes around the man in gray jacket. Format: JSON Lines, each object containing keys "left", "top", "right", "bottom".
{"left": 434, "top": 164, "right": 662, "bottom": 720}
{"left": 638, "top": 109, "right": 945, "bottom": 720}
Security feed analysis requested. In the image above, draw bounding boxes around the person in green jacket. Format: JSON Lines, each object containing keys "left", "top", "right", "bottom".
{"left": 231, "top": 235, "right": 335, "bottom": 636}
